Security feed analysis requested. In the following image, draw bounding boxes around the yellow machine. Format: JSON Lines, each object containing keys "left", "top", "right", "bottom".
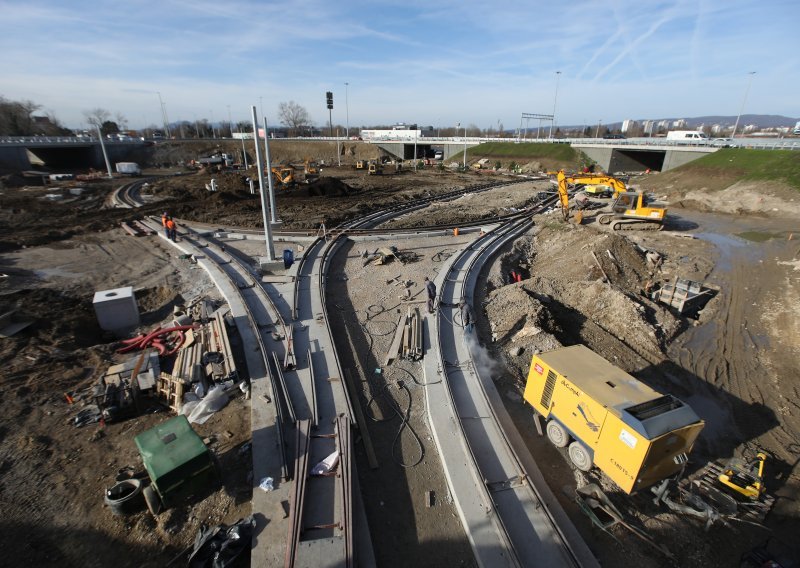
{"left": 303, "top": 159, "right": 320, "bottom": 183}
{"left": 554, "top": 170, "right": 666, "bottom": 230}
{"left": 355, "top": 160, "right": 367, "bottom": 170}
{"left": 367, "top": 161, "right": 382, "bottom": 175}
{"left": 270, "top": 166, "right": 296, "bottom": 188}
{"left": 718, "top": 452, "right": 767, "bottom": 500}
{"left": 524, "top": 345, "right": 705, "bottom": 494}
{"left": 596, "top": 192, "right": 667, "bottom": 231}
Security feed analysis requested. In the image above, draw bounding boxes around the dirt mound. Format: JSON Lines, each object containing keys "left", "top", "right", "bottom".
{"left": 484, "top": 223, "right": 681, "bottom": 378}
{"left": 307, "top": 177, "right": 351, "bottom": 197}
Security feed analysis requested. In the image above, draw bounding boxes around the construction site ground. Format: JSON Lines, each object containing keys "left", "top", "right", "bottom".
{"left": 1, "top": 151, "right": 799, "bottom": 567}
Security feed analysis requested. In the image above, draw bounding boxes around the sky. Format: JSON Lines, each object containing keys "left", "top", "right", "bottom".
{"left": 1, "top": 0, "right": 798, "bottom": 131}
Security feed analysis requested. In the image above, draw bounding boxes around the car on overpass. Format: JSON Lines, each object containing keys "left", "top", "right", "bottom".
{"left": 602, "top": 133, "right": 626, "bottom": 140}
{"left": 711, "top": 137, "right": 738, "bottom": 148}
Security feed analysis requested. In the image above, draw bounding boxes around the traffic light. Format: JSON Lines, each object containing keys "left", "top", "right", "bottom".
{"left": 326, "top": 91, "right": 333, "bottom": 110}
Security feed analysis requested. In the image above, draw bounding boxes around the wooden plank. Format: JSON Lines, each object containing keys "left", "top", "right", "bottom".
{"left": 384, "top": 313, "right": 407, "bottom": 366}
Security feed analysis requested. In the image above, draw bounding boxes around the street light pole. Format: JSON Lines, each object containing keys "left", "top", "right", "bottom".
{"left": 344, "top": 82, "right": 350, "bottom": 138}
{"left": 156, "top": 91, "right": 171, "bottom": 138}
{"left": 731, "top": 71, "right": 756, "bottom": 139}
{"left": 549, "top": 71, "right": 561, "bottom": 139}
{"left": 227, "top": 105, "right": 232, "bottom": 137}
{"left": 459, "top": 123, "right": 467, "bottom": 169}
{"left": 595, "top": 120, "right": 602, "bottom": 139}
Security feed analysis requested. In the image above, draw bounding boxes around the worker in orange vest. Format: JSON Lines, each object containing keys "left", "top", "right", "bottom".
{"left": 165, "top": 217, "right": 177, "bottom": 242}
{"left": 161, "top": 212, "right": 170, "bottom": 238}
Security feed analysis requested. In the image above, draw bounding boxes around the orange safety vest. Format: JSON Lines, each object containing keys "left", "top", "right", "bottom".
{"left": 166, "top": 219, "right": 175, "bottom": 230}
{"left": 162, "top": 215, "right": 169, "bottom": 227}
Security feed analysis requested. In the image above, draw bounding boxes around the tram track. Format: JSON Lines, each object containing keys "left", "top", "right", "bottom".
{"left": 132, "top": 175, "right": 595, "bottom": 567}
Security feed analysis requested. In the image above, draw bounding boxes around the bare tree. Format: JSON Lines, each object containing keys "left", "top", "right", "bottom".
{"left": 0, "top": 96, "right": 41, "bottom": 135}
{"left": 115, "top": 112, "right": 128, "bottom": 132}
{"left": 277, "top": 101, "right": 310, "bottom": 136}
{"left": 83, "top": 108, "right": 111, "bottom": 130}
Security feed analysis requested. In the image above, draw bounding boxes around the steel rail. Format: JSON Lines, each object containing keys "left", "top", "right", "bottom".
{"left": 142, "top": 216, "right": 293, "bottom": 480}
{"left": 431, "top": 205, "right": 596, "bottom": 567}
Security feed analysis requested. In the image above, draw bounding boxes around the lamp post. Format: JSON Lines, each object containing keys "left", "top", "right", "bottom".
{"left": 344, "top": 82, "right": 350, "bottom": 138}
{"left": 462, "top": 123, "right": 467, "bottom": 169}
{"left": 731, "top": 71, "right": 756, "bottom": 139}
{"left": 227, "top": 105, "right": 232, "bottom": 137}
{"left": 549, "top": 71, "right": 561, "bottom": 139}
{"left": 595, "top": 120, "right": 602, "bottom": 139}
{"left": 210, "top": 110, "right": 216, "bottom": 139}
{"left": 156, "top": 92, "right": 171, "bottom": 138}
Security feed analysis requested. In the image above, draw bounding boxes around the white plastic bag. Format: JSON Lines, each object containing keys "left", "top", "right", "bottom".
{"left": 186, "top": 385, "right": 229, "bottom": 424}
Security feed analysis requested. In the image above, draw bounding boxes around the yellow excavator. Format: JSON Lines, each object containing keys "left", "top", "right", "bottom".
{"left": 303, "top": 158, "right": 320, "bottom": 183}
{"left": 367, "top": 160, "right": 383, "bottom": 175}
{"left": 554, "top": 170, "right": 666, "bottom": 230}
{"left": 270, "top": 166, "right": 296, "bottom": 188}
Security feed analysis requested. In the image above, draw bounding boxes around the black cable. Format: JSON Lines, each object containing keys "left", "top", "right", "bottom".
{"left": 364, "top": 371, "right": 425, "bottom": 468}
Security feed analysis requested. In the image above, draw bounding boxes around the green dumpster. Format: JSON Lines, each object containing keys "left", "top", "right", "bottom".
{"left": 135, "top": 415, "right": 216, "bottom": 508}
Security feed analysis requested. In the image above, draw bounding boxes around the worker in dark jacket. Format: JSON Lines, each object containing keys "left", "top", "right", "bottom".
{"left": 424, "top": 277, "right": 437, "bottom": 314}
{"left": 459, "top": 299, "right": 474, "bottom": 334}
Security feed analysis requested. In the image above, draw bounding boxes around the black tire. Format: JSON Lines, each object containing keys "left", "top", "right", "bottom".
{"left": 546, "top": 420, "right": 570, "bottom": 448}
{"left": 568, "top": 441, "right": 593, "bottom": 472}
{"left": 612, "top": 222, "right": 622, "bottom": 231}
{"left": 104, "top": 479, "right": 144, "bottom": 515}
{"left": 143, "top": 484, "right": 162, "bottom": 516}
{"left": 598, "top": 215, "right": 612, "bottom": 225}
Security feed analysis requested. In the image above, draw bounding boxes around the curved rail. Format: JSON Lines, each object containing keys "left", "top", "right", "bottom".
{"left": 428, "top": 208, "right": 598, "bottom": 566}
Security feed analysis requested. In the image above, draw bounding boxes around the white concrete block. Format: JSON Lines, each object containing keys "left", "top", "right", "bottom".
{"left": 93, "top": 286, "right": 140, "bottom": 331}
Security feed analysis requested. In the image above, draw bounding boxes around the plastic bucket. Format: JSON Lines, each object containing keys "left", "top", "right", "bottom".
{"left": 105, "top": 478, "right": 144, "bottom": 515}
{"left": 283, "top": 249, "right": 294, "bottom": 269}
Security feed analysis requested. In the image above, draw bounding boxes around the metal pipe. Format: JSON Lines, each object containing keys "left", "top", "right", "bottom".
{"left": 96, "top": 125, "right": 113, "bottom": 178}
{"left": 250, "top": 105, "right": 274, "bottom": 260}
{"left": 263, "top": 116, "right": 278, "bottom": 224}
{"left": 731, "top": 71, "right": 756, "bottom": 139}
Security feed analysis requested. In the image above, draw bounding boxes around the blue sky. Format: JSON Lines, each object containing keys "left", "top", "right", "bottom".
{"left": 1, "top": 0, "right": 798, "bottom": 130}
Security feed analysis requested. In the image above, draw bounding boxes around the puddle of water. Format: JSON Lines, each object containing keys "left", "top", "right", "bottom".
{"left": 737, "top": 231, "right": 788, "bottom": 243}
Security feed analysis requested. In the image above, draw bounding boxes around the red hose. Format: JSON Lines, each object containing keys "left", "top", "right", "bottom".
{"left": 117, "top": 324, "right": 196, "bottom": 354}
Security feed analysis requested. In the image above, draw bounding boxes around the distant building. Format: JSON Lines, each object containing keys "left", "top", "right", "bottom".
{"left": 711, "top": 124, "right": 723, "bottom": 134}
{"left": 673, "top": 119, "right": 687, "bottom": 128}
{"left": 642, "top": 121, "right": 654, "bottom": 135}
{"left": 657, "top": 120, "right": 670, "bottom": 129}
{"left": 744, "top": 124, "right": 757, "bottom": 133}
{"left": 621, "top": 119, "right": 638, "bottom": 133}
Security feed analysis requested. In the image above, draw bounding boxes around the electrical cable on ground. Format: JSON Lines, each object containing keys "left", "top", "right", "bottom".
{"left": 364, "top": 370, "right": 425, "bottom": 468}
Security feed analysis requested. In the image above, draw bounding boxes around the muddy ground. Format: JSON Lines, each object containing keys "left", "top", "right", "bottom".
{"left": 1, "top": 150, "right": 799, "bottom": 566}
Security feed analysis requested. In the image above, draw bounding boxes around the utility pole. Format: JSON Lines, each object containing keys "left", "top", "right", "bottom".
{"left": 344, "top": 82, "right": 350, "bottom": 138}
{"left": 731, "top": 71, "right": 756, "bottom": 139}
{"left": 263, "top": 116, "right": 277, "bottom": 224}
{"left": 595, "top": 120, "right": 602, "bottom": 139}
{"left": 96, "top": 125, "right": 113, "bottom": 178}
{"left": 326, "top": 91, "right": 334, "bottom": 137}
{"left": 250, "top": 106, "right": 274, "bottom": 261}
{"left": 549, "top": 71, "right": 561, "bottom": 139}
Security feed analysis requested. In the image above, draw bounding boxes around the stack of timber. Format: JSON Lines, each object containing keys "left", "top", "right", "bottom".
{"left": 385, "top": 307, "right": 423, "bottom": 365}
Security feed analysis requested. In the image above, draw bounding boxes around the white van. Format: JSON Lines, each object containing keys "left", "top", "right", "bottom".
{"left": 666, "top": 131, "right": 709, "bottom": 144}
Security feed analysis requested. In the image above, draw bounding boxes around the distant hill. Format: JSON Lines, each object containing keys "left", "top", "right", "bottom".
{"left": 596, "top": 114, "right": 798, "bottom": 130}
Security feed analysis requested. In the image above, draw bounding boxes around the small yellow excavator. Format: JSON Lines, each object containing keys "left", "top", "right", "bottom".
{"left": 367, "top": 160, "right": 383, "bottom": 175}
{"left": 270, "top": 166, "right": 296, "bottom": 188}
{"left": 303, "top": 159, "right": 320, "bottom": 183}
{"left": 554, "top": 170, "right": 666, "bottom": 230}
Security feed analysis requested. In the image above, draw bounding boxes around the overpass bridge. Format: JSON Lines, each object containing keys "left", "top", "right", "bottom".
{"left": 0, "top": 136, "right": 146, "bottom": 170}
{"left": 366, "top": 135, "right": 799, "bottom": 172}
{"left": 2, "top": 134, "right": 797, "bottom": 174}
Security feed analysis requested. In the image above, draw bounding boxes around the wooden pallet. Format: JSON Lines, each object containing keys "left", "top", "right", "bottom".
{"left": 684, "top": 461, "right": 774, "bottom": 524}
{"left": 157, "top": 372, "right": 186, "bottom": 412}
